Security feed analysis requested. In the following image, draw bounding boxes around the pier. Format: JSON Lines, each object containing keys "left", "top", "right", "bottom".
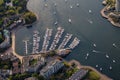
{"left": 49, "top": 27, "right": 64, "bottom": 50}
{"left": 23, "top": 40, "right": 29, "bottom": 55}
{"left": 69, "top": 37, "right": 80, "bottom": 49}
{"left": 41, "top": 28, "right": 52, "bottom": 53}
{"left": 32, "top": 30, "right": 40, "bottom": 54}
{"left": 58, "top": 33, "right": 72, "bottom": 49}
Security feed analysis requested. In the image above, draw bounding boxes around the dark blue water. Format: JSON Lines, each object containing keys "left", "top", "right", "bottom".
{"left": 15, "top": 0, "right": 120, "bottom": 79}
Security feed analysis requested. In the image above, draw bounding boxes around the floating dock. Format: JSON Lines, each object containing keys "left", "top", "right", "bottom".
{"left": 41, "top": 28, "right": 52, "bottom": 53}
{"left": 58, "top": 33, "right": 72, "bottom": 49}
{"left": 49, "top": 27, "right": 64, "bottom": 50}
{"left": 32, "top": 30, "right": 40, "bottom": 54}
{"left": 69, "top": 37, "right": 80, "bottom": 49}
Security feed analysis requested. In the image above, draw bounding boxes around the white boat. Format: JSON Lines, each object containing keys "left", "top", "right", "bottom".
{"left": 93, "top": 43, "right": 96, "bottom": 47}
{"left": 54, "top": 21, "right": 58, "bottom": 25}
{"left": 53, "top": 11, "right": 56, "bottom": 15}
{"left": 109, "top": 66, "right": 112, "bottom": 70}
{"left": 112, "top": 60, "right": 116, "bottom": 63}
{"left": 106, "top": 54, "right": 109, "bottom": 58}
{"left": 89, "top": 20, "right": 93, "bottom": 24}
{"left": 113, "top": 43, "right": 117, "bottom": 48}
{"left": 85, "top": 57, "right": 87, "bottom": 60}
{"left": 68, "top": 19, "right": 72, "bottom": 23}
{"left": 65, "top": 0, "right": 67, "bottom": 2}
{"left": 96, "top": 65, "right": 98, "bottom": 67}
{"left": 89, "top": 10, "right": 92, "bottom": 13}
{"left": 76, "top": 3, "right": 79, "bottom": 7}
{"left": 86, "top": 53, "right": 89, "bottom": 56}
{"left": 100, "top": 68, "right": 102, "bottom": 71}
{"left": 54, "top": 3, "right": 57, "bottom": 7}
{"left": 70, "top": 5, "right": 73, "bottom": 9}
{"left": 44, "top": 4, "right": 48, "bottom": 7}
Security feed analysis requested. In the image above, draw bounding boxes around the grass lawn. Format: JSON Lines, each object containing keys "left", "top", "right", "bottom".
{"left": 0, "top": 0, "right": 4, "bottom": 5}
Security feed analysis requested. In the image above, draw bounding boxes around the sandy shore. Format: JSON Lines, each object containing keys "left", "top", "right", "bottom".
{"left": 11, "top": 32, "right": 24, "bottom": 63}
{"left": 69, "top": 60, "right": 112, "bottom": 80}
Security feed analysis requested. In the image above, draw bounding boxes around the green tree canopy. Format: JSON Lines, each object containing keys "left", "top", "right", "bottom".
{"left": 24, "top": 12, "right": 36, "bottom": 24}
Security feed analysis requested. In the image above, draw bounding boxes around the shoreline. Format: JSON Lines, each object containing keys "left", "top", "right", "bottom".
{"left": 24, "top": 0, "right": 40, "bottom": 27}
{"left": 69, "top": 60, "right": 112, "bottom": 80}
{"left": 11, "top": 32, "right": 24, "bottom": 63}
{"left": 101, "top": 1, "right": 120, "bottom": 28}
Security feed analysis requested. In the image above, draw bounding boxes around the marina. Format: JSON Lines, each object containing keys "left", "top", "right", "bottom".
{"left": 15, "top": 0, "right": 120, "bottom": 79}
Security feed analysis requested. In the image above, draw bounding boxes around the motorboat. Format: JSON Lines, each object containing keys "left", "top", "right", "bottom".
{"left": 86, "top": 53, "right": 89, "bottom": 56}
{"left": 76, "top": 3, "right": 79, "bottom": 7}
{"left": 54, "top": 21, "right": 58, "bottom": 25}
{"left": 96, "top": 65, "right": 98, "bottom": 67}
{"left": 89, "top": 10, "right": 92, "bottom": 13}
{"left": 100, "top": 68, "right": 102, "bottom": 71}
{"left": 93, "top": 43, "right": 96, "bottom": 47}
{"left": 109, "top": 66, "right": 112, "bottom": 70}
{"left": 70, "top": 5, "right": 73, "bottom": 9}
{"left": 112, "top": 60, "right": 116, "bottom": 63}
{"left": 68, "top": 18, "right": 72, "bottom": 23}
{"left": 106, "top": 54, "right": 109, "bottom": 58}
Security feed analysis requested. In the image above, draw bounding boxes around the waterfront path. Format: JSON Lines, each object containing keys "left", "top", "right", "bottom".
{"left": 11, "top": 32, "right": 24, "bottom": 63}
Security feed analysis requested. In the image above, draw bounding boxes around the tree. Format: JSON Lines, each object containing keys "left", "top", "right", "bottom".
{"left": 6, "top": 9, "right": 15, "bottom": 15}
{"left": 24, "top": 12, "right": 36, "bottom": 24}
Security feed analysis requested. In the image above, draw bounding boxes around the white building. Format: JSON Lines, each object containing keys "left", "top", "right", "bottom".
{"left": 115, "top": 0, "right": 120, "bottom": 12}
{"left": 40, "top": 59, "right": 64, "bottom": 78}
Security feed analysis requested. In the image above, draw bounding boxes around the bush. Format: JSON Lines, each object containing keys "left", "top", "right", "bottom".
{"left": 88, "top": 71, "right": 100, "bottom": 80}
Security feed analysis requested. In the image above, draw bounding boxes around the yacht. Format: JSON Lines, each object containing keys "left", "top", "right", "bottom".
{"left": 85, "top": 56, "right": 87, "bottom": 60}
{"left": 54, "top": 3, "right": 57, "bottom": 7}
{"left": 93, "top": 43, "right": 96, "bottom": 47}
{"left": 65, "top": 0, "right": 67, "bottom": 2}
{"left": 86, "top": 53, "right": 89, "bottom": 56}
{"left": 76, "top": 3, "right": 79, "bottom": 7}
{"left": 89, "top": 20, "right": 93, "bottom": 24}
{"left": 44, "top": 3, "right": 48, "bottom": 7}
{"left": 112, "top": 60, "right": 116, "bottom": 63}
{"left": 100, "top": 68, "right": 102, "bottom": 71}
{"left": 89, "top": 10, "right": 92, "bottom": 13}
{"left": 109, "top": 66, "right": 112, "bottom": 70}
{"left": 106, "top": 54, "right": 109, "bottom": 58}
{"left": 70, "top": 5, "right": 73, "bottom": 9}
{"left": 68, "top": 18, "right": 72, "bottom": 23}
{"left": 53, "top": 11, "right": 56, "bottom": 15}
{"left": 113, "top": 43, "right": 117, "bottom": 48}
{"left": 96, "top": 65, "right": 98, "bottom": 67}
{"left": 54, "top": 21, "right": 58, "bottom": 25}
